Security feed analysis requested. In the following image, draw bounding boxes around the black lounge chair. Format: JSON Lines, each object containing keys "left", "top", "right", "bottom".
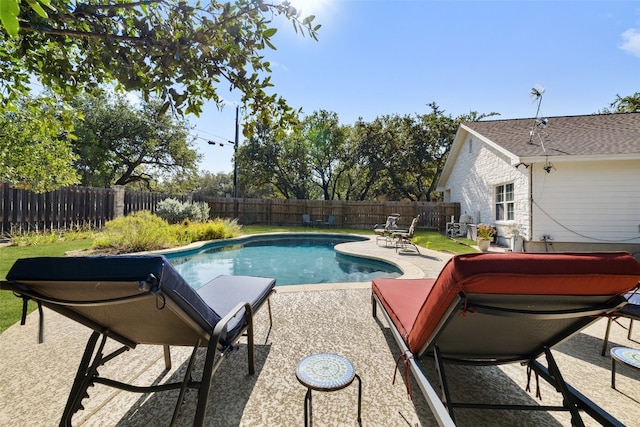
{"left": 372, "top": 252, "right": 640, "bottom": 426}
{"left": 1, "top": 255, "right": 276, "bottom": 427}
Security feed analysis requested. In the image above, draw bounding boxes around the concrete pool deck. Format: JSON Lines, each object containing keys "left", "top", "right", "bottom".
{"left": 1, "top": 236, "right": 639, "bottom": 426}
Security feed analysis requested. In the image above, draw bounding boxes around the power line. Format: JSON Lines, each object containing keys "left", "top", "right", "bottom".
{"left": 192, "top": 127, "right": 233, "bottom": 145}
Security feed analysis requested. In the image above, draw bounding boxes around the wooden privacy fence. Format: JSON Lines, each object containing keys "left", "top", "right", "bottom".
{"left": 0, "top": 183, "right": 459, "bottom": 235}
{"left": 0, "top": 183, "right": 115, "bottom": 235}
{"left": 0, "top": 184, "right": 201, "bottom": 235}
{"left": 202, "top": 197, "right": 460, "bottom": 231}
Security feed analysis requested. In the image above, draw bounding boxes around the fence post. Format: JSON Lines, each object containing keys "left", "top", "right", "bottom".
{"left": 113, "top": 185, "right": 125, "bottom": 218}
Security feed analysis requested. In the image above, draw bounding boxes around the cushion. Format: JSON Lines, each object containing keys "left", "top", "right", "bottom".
{"left": 6, "top": 255, "right": 225, "bottom": 345}
{"left": 373, "top": 252, "right": 640, "bottom": 354}
{"left": 197, "top": 275, "right": 276, "bottom": 344}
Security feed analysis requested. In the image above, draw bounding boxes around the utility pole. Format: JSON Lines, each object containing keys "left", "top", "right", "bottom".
{"left": 233, "top": 105, "right": 239, "bottom": 199}
{"left": 207, "top": 105, "right": 240, "bottom": 198}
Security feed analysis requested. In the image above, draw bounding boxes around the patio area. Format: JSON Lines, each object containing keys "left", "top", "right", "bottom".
{"left": 0, "top": 238, "right": 639, "bottom": 426}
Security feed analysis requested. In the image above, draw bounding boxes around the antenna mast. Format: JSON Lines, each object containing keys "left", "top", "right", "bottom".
{"left": 528, "top": 84, "right": 546, "bottom": 145}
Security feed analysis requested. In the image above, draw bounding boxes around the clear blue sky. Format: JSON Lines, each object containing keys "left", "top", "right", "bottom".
{"left": 191, "top": 0, "right": 640, "bottom": 174}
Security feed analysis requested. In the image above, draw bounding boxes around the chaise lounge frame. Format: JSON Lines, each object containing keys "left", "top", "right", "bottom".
{"left": 1, "top": 255, "right": 276, "bottom": 427}
{"left": 371, "top": 252, "right": 640, "bottom": 427}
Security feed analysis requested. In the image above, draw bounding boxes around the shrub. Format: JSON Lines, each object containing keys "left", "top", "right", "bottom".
{"left": 93, "top": 211, "right": 179, "bottom": 252}
{"left": 10, "top": 230, "right": 94, "bottom": 246}
{"left": 156, "top": 198, "right": 210, "bottom": 224}
{"left": 181, "top": 218, "right": 242, "bottom": 242}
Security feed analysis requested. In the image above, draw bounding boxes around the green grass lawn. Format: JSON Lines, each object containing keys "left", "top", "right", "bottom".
{"left": 0, "top": 239, "right": 94, "bottom": 333}
{"left": 0, "top": 227, "right": 476, "bottom": 334}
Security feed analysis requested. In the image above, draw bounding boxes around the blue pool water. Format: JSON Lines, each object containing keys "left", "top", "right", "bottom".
{"left": 165, "top": 235, "right": 402, "bottom": 288}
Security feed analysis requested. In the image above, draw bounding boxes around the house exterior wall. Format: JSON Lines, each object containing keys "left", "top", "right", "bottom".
{"left": 442, "top": 133, "right": 530, "bottom": 243}
{"left": 530, "top": 159, "right": 640, "bottom": 252}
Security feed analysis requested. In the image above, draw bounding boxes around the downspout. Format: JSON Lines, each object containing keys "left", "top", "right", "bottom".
{"left": 528, "top": 163, "right": 533, "bottom": 253}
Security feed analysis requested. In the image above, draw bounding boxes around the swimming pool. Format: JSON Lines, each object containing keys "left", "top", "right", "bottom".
{"left": 164, "top": 234, "right": 402, "bottom": 288}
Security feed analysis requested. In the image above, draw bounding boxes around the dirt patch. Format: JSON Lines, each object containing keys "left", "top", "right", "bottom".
{"left": 64, "top": 248, "right": 124, "bottom": 257}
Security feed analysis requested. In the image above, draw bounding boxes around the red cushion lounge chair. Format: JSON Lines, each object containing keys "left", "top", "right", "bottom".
{"left": 372, "top": 252, "right": 640, "bottom": 426}
{"left": 1, "top": 255, "right": 276, "bottom": 427}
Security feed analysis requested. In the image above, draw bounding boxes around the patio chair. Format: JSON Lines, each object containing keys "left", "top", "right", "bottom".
{"left": 371, "top": 252, "right": 640, "bottom": 426}
{"left": 600, "top": 290, "right": 640, "bottom": 355}
{"left": 302, "top": 213, "right": 312, "bottom": 227}
{"left": 391, "top": 215, "right": 420, "bottom": 253}
{"left": 0, "top": 255, "right": 276, "bottom": 427}
{"left": 323, "top": 214, "right": 336, "bottom": 228}
{"left": 374, "top": 213, "right": 401, "bottom": 246}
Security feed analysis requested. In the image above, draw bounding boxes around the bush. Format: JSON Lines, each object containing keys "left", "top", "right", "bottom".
{"left": 10, "top": 230, "right": 94, "bottom": 246}
{"left": 93, "top": 213, "right": 242, "bottom": 253}
{"left": 93, "top": 211, "right": 179, "bottom": 252}
{"left": 178, "top": 218, "right": 242, "bottom": 242}
{"left": 156, "top": 198, "right": 210, "bottom": 224}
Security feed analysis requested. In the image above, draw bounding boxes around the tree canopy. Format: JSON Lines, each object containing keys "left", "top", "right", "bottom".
{"left": 603, "top": 92, "right": 640, "bottom": 113}
{"left": 72, "top": 93, "right": 201, "bottom": 189}
{"left": 1, "top": 0, "right": 319, "bottom": 133}
{"left": 236, "top": 105, "right": 497, "bottom": 201}
{"left": 0, "top": 96, "right": 79, "bottom": 191}
{"left": 238, "top": 120, "right": 313, "bottom": 199}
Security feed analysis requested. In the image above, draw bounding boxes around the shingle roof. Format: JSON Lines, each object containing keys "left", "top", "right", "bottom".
{"left": 462, "top": 112, "right": 640, "bottom": 158}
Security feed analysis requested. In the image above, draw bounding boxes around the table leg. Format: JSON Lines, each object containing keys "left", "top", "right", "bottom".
{"left": 355, "top": 374, "right": 362, "bottom": 426}
{"left": 611, "top": 358, "right": 616, "bottom": 389}
{"left": 304, "top": 388, "right": 313, "bottom": 427}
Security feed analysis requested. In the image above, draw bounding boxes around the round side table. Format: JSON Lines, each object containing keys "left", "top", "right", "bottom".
{"left": 296, "top": 353, "right": 362, "bottom": 426}
{"left": 610, "top": 346, "right": 640, "bottom": 389}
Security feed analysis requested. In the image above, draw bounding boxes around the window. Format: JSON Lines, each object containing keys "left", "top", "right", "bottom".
{"left": 495, "top": 183, "right": 514, "bottom": 221}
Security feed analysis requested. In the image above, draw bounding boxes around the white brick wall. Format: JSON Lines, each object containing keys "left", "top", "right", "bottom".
{"left": 443, "top": 133, "right": 640, "bottom": 248}
{"left": 443, "top": 134, "right": 530, "bottom": 241}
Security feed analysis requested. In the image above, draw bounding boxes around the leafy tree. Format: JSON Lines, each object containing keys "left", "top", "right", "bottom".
{"left": 235, "top": 105, "right": 497, "bottom": 201}
{"left": 382, "top": 105, "right": 496, "bottom": 201}
{"left": 602, "top": 93, "right": 640, "bottom": 113}
{"left": 342, "top": 117, "right": 395, "bottom": 201}
{"left": 191, "top": 171, "right": 235, "bottom": 198}
{"left": 345, "top": 104, "right": 497, "bottom": 201}
{"left": 386, "top": 105, "right": 457, "bottom": 201}
{"left": 302, "top": 110, "right": 350, "bottom": 200}
{"left": 1, "top": 0, "right": 320, "bottom": 133}
{"left": 72, "top": 93, "right": 201, "bottom": 189}
{"left": 0, "top": 95, "right": 79, "bottom": 191}
{"left": 237, "top": 121, "right": 314, "bottom": 199}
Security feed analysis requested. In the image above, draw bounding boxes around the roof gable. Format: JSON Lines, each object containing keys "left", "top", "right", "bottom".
{"left": 462, "top": 112, "right": 640, "bottom": 158}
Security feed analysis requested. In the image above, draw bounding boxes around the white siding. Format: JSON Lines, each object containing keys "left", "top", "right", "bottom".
{"left": 532, "top": 159, "right": 640, "bottom": 243}
{"left": 443, "top": 134, "right": 530, "bottom": 239}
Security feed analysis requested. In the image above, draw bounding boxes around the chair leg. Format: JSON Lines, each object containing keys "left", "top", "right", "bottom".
{"left": 60, "top": 331, "right": 106, "bottom": 426}
{"left": 246, "top": 303, "right": 256, "bottom": 375}
{"left": 601, "top": 317, "right": 614, "bottom": 356}
{"left": 163, "top": 345, "right": 172, "bottom": 370}
{"left": 193, "top": 338, "right": 219, "bottom": 427}
{"left": 542, "top": 347, "right": 585, "bottom": 427}
{"left": 433, "top": 346, "right": 456, "bottom": 423}
{"left": 170, "top": 340, "right": 201, "bottom": 426}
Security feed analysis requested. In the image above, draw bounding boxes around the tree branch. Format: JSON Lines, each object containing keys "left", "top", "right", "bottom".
{"left": 19, "top": 23, "right": 150, "bottom": 44}
{"left": 73, "top": 0, "right": 163, "bottom": 15}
